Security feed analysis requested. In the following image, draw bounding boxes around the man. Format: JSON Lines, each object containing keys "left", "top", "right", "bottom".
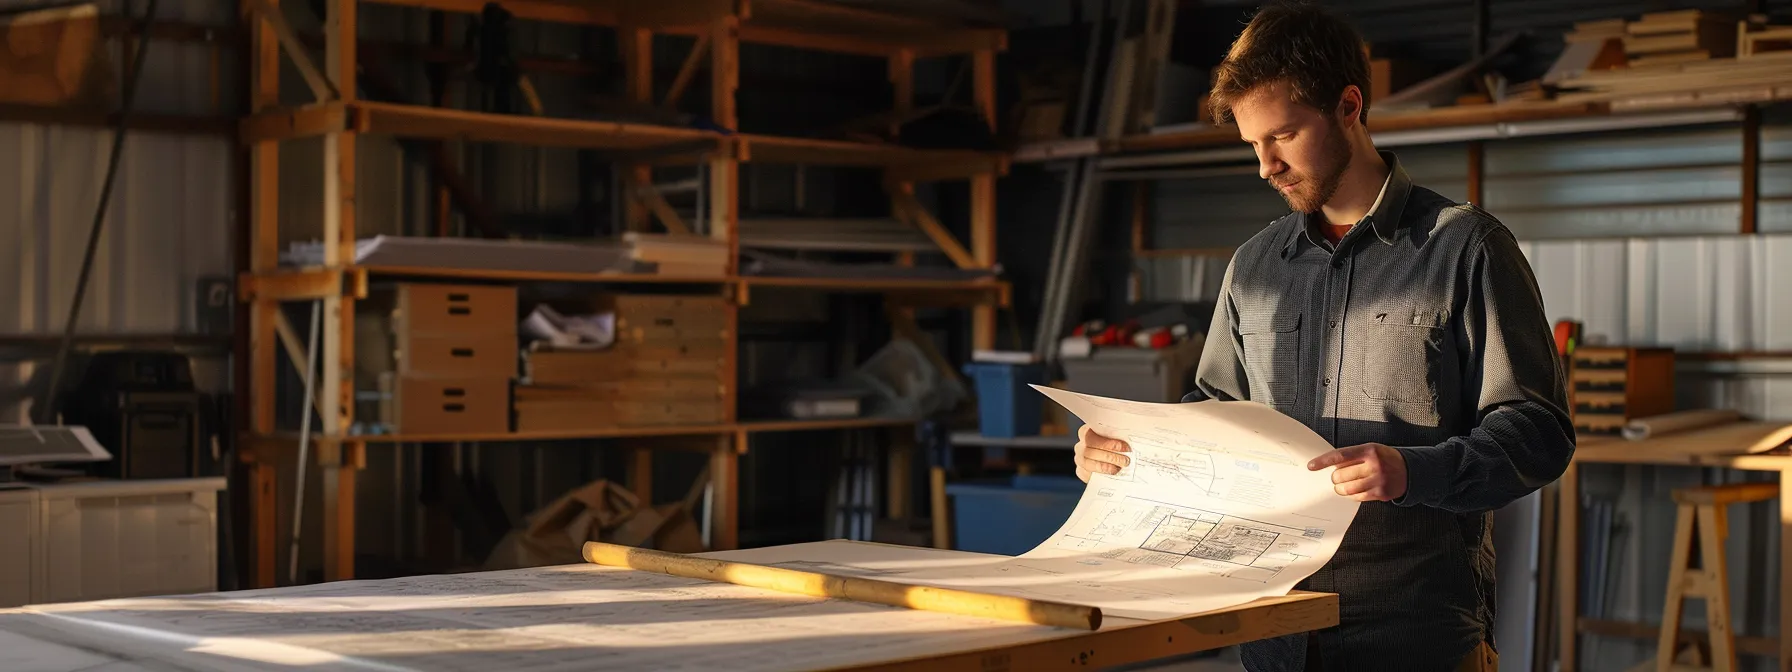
{"left": 1072, "top": 3, "right": 1576, "bottom": 671}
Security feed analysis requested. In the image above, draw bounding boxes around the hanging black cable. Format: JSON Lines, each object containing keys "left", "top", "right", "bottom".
{"left": 35, "top": 0, "right": 163, "bottom": 425}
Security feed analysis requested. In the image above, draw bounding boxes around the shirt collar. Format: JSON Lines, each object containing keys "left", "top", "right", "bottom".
{"left": 1282, "top": 150, "right": 1413, "bottom": 257}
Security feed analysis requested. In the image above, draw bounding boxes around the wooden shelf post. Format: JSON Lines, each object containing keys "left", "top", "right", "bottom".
{"left": 711, "top": 12, "right": 741, "bottom": 551}
{"left": 318, "top": 0, "right": 361, "bottom": 584}
{"left": 970, "top": 48, "right": 998, "bottom": 351}
{"left": 621, "top": 25, "right": 653, "bottom": 232}
{"left": 244, "top": 0, "right": 281, "bottom": 590}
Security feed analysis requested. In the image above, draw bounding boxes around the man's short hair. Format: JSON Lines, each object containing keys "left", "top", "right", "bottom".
{"left": 1207, "top": 1, "right": 1373, "bottom": 127}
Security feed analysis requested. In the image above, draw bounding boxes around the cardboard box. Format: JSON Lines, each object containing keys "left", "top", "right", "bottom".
{"left": 380, "top": 374, "right": 512, "bottom": 434}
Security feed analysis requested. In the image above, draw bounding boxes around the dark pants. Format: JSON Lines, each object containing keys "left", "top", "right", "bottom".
{"left": 1303, "top": 639, "right": 1497, "bottom": 671}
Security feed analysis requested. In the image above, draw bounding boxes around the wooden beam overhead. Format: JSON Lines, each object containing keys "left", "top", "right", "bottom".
{"left": 635, "top": 184, "right": 693, "bottom": 235}
{"left": 238, "top": 267, "right": 368, "bottom": 302}
{"left": 741, "top": 133, "right": 1004, "bottom": 173}
{"left": 245, "top": 0, "right": 338, "bottom": 101}
{"left": 0, "top": 104, "right": 232, "bottom": 135}
{"left": 362, "top": 0, "right": 623, "bottom": 26}
{"left": 888, "top": 189, "right": 979, "bottom": 270}
{"left": 1121, "top": 101, "right": 1610, "bottom": 154}
{"left": 614, "top": 0, "right": 735, "bottom": 27}
{"left": 271, "top": 307, "right": 326, "bottom": 419}
{"left": 239, "top": 101, "right": 348, "bottom": 143}
{"left": 349, "top": 101, "right": 729, "bottom": 152}
{"left": 663, "top": 32, "right": 711, "bottom": 108}
{"left": 357, "top": 0, "right": 1002, "bottom": 55}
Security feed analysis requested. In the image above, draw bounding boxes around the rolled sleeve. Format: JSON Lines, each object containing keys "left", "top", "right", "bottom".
{"left": 1391, "top": 226, "right": 1577, "bottom": 513}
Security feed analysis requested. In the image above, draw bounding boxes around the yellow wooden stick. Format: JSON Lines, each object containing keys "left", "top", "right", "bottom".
{"left": 581, "top": 541, "right": 1102, "bottom": 630}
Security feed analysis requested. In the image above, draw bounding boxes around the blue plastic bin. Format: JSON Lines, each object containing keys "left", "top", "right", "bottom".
{"left": 963, "top": 361, "right": 1048, "bottom": 438}
{"left": 946, "top": 474, "right": 1085, "bottom": 556}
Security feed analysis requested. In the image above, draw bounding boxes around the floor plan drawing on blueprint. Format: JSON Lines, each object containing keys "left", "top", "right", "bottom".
{"left": 1059, "top": 497, "right": 1317, "bottom": 583}
{"left": 884, "top": 387, "right": 1362, "bottom": 621}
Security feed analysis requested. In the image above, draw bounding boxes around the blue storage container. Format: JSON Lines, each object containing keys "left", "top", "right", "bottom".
{"left": 945, "top": 474, "right": 1085, "bottom": 556}
{"left": 963, "top": 361, "right": 1048, "bottom": 438}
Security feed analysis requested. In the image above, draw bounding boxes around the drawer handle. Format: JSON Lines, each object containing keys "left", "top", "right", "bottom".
{"left": 442, "top": 403, "right": 465, "bottom": 413}
{"left": 451, "top": 348, "right": 474, "bottom": 357}
{"left": 443, "top": 388, "right": 466, "bottom": 397}
{"left": 449, "top": 306, "right": 471, "bottom": 315}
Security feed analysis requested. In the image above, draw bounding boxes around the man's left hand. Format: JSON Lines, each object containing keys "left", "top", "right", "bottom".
{"left": 1307, "top": 443, "right": 1407, "bottom": 502}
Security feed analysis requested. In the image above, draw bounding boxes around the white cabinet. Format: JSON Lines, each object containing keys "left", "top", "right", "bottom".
{"left": 0, "top": 488, "right": 38, "bottom": 608}
{"left": 0, "top": 478, "right": 224, "bottom": 608}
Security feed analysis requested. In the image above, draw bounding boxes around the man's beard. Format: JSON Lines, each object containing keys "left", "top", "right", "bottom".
{"left": 1269, "top": 123, "right": 1351, "bottom": 213}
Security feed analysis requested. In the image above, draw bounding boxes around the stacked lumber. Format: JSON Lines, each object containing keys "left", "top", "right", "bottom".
{"left": 1553, "top": 54, "right": 1792, "bottom": 109}
{"left": 1621, "top": 10, "right": 1736, "bottom": 66}
{"left": 1548, "top": 12, "right": 1792, "bottom": 110}
{"left": 1541, "top": 20, "right": 1627, "bottom": 85}
{"left": 516, "top": 294, "right": 728, "bottom": 432}
{"left": 1739, "top": 19, "right": 1792, "bottom": 58}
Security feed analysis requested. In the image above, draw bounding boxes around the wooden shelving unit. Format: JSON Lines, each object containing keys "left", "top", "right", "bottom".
{"left": 1018, "top": 94, "right": 1788, "bottom": 165}
{"left": 237, "top": 0, "right": 1006, "bottom": 587}
{"left": 1113, "top": 100, "right": 1612, "bottom": 154}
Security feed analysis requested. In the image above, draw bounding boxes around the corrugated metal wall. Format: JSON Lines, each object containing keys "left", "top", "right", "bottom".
{"left": 0, "top": 128, "right": 235, "bottom": 335}
{"left": 0, "top": 0, "right": 239, "bottom": 423}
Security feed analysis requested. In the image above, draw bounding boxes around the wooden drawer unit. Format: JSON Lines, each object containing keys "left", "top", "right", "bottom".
{"left": 1569, "top": 346, "right": 1675, "bottom": 436}
{"left": 388, "top": 282, "right": 519, "bottom": 377}
{"left": 394, "top": 283, "right": 519, "bottom": 338}
{"left": 396, "top": 333, "right": 518, "bottom": 378}
{"left": 378, "top": 374, "right": 513, "bottom": 435}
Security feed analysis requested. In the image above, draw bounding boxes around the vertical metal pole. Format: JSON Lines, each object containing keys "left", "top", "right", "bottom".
{"left": 289, "top": 300, "right": 321, "bottom": 585}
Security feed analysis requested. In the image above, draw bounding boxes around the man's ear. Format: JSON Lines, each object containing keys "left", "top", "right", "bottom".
{"left": 1336, "top": 85, "right": 1365, "bottom": 128}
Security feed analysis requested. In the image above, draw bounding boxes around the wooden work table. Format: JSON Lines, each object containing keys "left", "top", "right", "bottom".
{"left": 1558, "top": 422, "right": 1792, "bottom": 672}
{"left": 0, "top": 540, "right": 1336, "bottom": 671}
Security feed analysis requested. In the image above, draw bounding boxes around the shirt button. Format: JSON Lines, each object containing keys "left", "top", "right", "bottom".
{"left": 1329, "top": 320, "right": 1338, "bottom": 329}
{"left": 1323, "top": 377, "right": 1332, "bottom": 386}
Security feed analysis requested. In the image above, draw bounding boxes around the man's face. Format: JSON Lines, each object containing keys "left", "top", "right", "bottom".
{"left": 1231, "top": 81, "right": 1352, "bottom": 213}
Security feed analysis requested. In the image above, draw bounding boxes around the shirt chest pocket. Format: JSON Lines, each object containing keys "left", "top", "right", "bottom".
{"left": 1359, "top": 309, "right": 1448, "bottom": 405}
{"left": 1238, "top": 312, "right": 1302, "bottom": 410}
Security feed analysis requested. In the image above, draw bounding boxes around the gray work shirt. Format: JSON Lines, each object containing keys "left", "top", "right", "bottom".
{"left": 1181, "top": 150, "right": 1576, "bottom": 671}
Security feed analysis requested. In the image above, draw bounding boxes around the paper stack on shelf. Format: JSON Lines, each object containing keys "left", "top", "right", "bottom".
{"left": 623, "top": 233, "right": 728, "bottom": 277}
{"left": 280, "top": 235, "right": 643, "bottom": 275}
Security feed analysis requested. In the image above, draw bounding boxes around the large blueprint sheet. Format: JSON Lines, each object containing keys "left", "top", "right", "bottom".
{"left": 891, "top": 387, "right": 1361, "bottom": 621}
{"left": 0, "top": 552, "right": 1061, "bottom": 672}
{"left": 0, "top": 391, "right": 1361, "bottom": 672}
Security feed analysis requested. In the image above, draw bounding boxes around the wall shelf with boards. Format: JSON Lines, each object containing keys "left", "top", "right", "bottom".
{"left": 237, "top": 0, "right": 1007, "bottom": 587}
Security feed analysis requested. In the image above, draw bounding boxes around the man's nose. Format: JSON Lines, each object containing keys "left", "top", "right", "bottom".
{"left": 1257, "top": 149, "right": 1283, "bottom": 181}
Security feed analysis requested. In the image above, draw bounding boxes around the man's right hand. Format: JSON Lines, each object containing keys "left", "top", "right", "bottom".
{"left": 1074, "top": 425, "right": 1131, "bottom": 482}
